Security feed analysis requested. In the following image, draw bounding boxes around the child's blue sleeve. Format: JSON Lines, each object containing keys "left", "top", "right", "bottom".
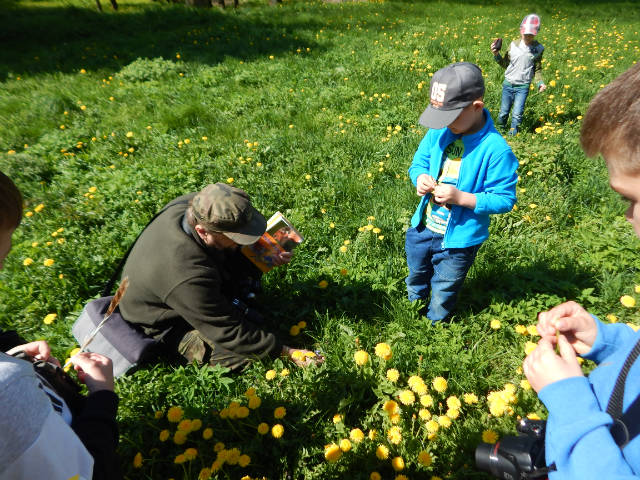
{"left": 408, "top": 132, "right": 433, "bottom": 186}
{"left": 473, "top": 149, "right": 518, "bottom": 215}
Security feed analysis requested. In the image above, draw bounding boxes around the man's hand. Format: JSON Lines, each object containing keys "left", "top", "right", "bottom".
{"left": 523, "top": 335, "right": 584, "bottom": 393}
{"left": 536, "top": 301, "right": 597, "bottom": 356}
{"left": 416, "top": 174, "right": 437, "bottom": 196}
{"left": 70, "top": 352, "right": 115, "bottom": 393}
{"left": 7, "top": 340, "right": 60, "bottom": 366}
{"left": 272, "top": 251, "right": 292, "bottom": 267}
{"left": 282, "top": 345, "right": 325, "bottom": 367}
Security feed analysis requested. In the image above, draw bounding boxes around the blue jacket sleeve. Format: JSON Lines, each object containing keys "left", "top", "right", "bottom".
{"left": 584, "top": 317, "right": 638, "bottom": 364}
{"left": 473, "top": 148, "right": 518, "bottom": 215}
{"left": 539, "top": 377, "right": 638, "bottom": 480}
{"left": 409, "top": 131, "right": 434, "bottom": 185}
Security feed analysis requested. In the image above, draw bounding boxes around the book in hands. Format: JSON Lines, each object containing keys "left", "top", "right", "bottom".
{"left": 241, "top": 211, "right": 304, "bottom": 272}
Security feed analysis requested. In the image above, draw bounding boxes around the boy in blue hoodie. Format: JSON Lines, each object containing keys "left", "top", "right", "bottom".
{"left": 524, "top": 61, "right": 640, "bottom": 479}
{"left": 406, "top": 62, "right": 518, "bottom": 323}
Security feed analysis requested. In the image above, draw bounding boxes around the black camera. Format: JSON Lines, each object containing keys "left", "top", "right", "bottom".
{"left": 475, "top": 419, "right": 551, "bottom": 479}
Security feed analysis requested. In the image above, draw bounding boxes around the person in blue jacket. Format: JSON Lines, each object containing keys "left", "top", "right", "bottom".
{"left": 524, "top": 61, "right": 640, "bottom": 479}
{"left": 406, "top": 62, "right": 518, "bottom": 323}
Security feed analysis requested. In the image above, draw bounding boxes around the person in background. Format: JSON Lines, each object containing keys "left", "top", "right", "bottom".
{"left": 491, "top": 13, "right": 546, "bottom": 136}
{"left": 523, "top": 61, "right": 640, "bottom": 479}
{"left": 0, "top": 171, "right": 122, "bottom": 480}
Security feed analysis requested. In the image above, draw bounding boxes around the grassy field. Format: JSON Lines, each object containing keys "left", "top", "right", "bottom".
{"left": 1, "top": 0, "right": 640, "bottom": 478}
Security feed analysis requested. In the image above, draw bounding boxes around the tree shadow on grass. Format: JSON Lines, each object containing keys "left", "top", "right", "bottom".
{"left": 0, "top": 1, "right": 332, "bottom": 79}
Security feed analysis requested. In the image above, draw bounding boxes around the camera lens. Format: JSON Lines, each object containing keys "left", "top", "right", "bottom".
{"left": 475, "top": 442, "right": 495, "bottom": 474}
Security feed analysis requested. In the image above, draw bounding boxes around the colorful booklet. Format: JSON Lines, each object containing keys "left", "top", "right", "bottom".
{"left": 241, "top": 212, "right": 304, "bottom": 272}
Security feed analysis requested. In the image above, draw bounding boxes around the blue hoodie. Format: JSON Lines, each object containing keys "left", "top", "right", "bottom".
{"left": 409, "top": 109, "right": 518, "bottom": 248}
{"left": 539, "top": 319, "right": 640, "bottom": 479}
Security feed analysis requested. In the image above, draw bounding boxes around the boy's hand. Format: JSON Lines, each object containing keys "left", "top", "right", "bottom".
{"left": 536, "top": 301, "right": 597, "bottom": 356}
{"left": 71, "top": 352, "right": 115, "bottom": 393}
{"left": 538, "top": 83, "right": 547, "bottom": 92}
{"left": 432, "top": 184, "right": 477, "bottom": 209}
{"left": 7, "top": 340, "right": 60, "bottom": 366}
{"left": 282, "top": 345, "right": 325, "bottom": 367}
{"left": 490, "top": 37, "right": 502, "bottom": 54}
{"left": 416, "top": 174, "right": 437, "bottom": 196}
{"left": 523, "top": 335, "right": 584, "bottom": 393}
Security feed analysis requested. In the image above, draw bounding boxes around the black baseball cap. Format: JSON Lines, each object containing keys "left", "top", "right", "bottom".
{"left": 419, "top": 62, "right": 485, "bottom": 129}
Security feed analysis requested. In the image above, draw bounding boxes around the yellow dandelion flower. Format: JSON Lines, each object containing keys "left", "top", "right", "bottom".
{"left": 333, "top": 413, "right": 343, "bottom": 423}
{"left": 420, "top": 394, "right": 434, "bottom": 408}
{"left": 274, "top": 406, "right": 287, "bottom": 419}
{"left": 524, "top": 341, "right": 538, "bottom": 355}
{"left": 396, "top": 475, "right": 409, "bottom": 480}
{"left": 463, "top": 393, "right": 478, "bottom": 404}
{"left": 392, "top": 456, "right": 405, "bottom": 471}
{"left": 289, "top": 325, "right": 301, "bottom": 336}
{"left": 177, "top": 419, "right": 192, "bottom": 431}
{"left": 520, "top": 379, "right": 532, "bottom": 390}
{"left": 515, "top": 325, "right": 528, "bottom": 335}
{"left": 383, "top": 400, "right": 399, "bottom": 415}
{"left": 167, "top": 406, "right": 183, "bottom": 422}
{"left": 271, "top": 424, "right": 284, "bottom": 438}
{"left": 490, "top": 319, "right": 501, "bottom": 330}
{"left": 238, "top": 454, "right": 250, "bottom": 467}
{"left": 387, "top": 426, "right": 402, "bottom": 444}
{"left": 280, "top": 368, "right": 290, "bottom": 377}
{"left": 446, "top": 408, "right": 460, "bottom": 419}
{"left": 606, "top": 314, "right": 618, "bottom": 323}
{"left": 432, "top": 376, "right": 447, "bottom": 393}
{"left": 257, "top": 422, "right": 269, "bottom": 435}
{"left": 125, "top": 131, "right": 134, "bottom": 138}
{"left": 198, "top": 468, "right": 212, "bottom": 480}
{"left": 425, "top": 420, "right": 439, "bottom": 434}
{"left": 418, "top": 450, "right": 432, "bottom": 467}
{"left": 43, "top": 313, "right": 57, "bottom": 325}
{"left": 43, "top": 258, "right": 54, "bottom": 267}
{"left": 23, "top": 258, "right": 34, "bottom": 266}
{"left": 398, "top": 390, "right": 415, "bottom": 405}
{"left": 248, "top": 395, "right": 261, "bottom": 409}
{"left": 236, "top": 406, "right": 250, "bottom": 418}
{"left": 173, "top": 430, "right": 187, "bottom": 445}
{"left": 34, "top": 203, "right": 45, "bottom": 212}
{"left": 339, "top": 438, "right": 352, "bottom": 452}
{"left": 354, "top": 350, "right": 369, "bottom": 366}
{"left": 325, "top": 443, "right": 342, "bottom": 462}
{"left": 376, "top": 444, "right": 389, "bottom": 460}
{"left": 482, "top": 429, "right": 498, "bottom": 443}
{"left": 438, "top": 415, "right": 452, "bottom": 428}
{"left": 154, "top": 410, "right": 163, "bottom": 419}
{"left": 527, "top": 325, "right": 538, "bottom": 336}
{"left": 159, "top": 429, "right": 170, "bottom": 441}
{"left": 368, "top": 429, "right": 377, "bottom": 440}
{"left": 174, "top": 454, "right": 186, "bottom": 464}
{"left": 265, "top": 369, "right": 277, "bottom": 380}
{"left": 386, "top": 368, "right": 400, "bottom": 382}
{"left": 184, "top": 448, "right": 198, "bottom": 460}
{"left": 201, "top": 427, "right": 213, "bottom": 440}
{"left": 318, "top": 280, "right": 329, "bottom": 289}
{"left": 370, "top": 472, "right": 382, "bottom": 480}
{"left": 374, "top": 342, "right": 393, "bottom": 360}
{"left": 213, "top": 442, "right": 225, "bottom": 452}
{"left": 446, "top": 396, "right": 461, "bottom": 409}
{"left": 621, "top": 295, "right": 636, "bottom": 308}
{"left": 418, "top": 408, "right": 431, "bottom": 421}
{"left": 350, "top": 428, "right": 365, "bottom": 443}
{"left": 133, "top": 452, "right": 143, "bottom": 468}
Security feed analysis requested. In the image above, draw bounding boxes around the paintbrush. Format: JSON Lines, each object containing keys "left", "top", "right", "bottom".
{"left": 63, "top": 277, "right": 129, "bottom": 369}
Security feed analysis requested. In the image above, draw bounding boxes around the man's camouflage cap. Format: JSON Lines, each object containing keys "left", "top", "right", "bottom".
{"left": 192, "top": 183, "right": 266, "bottom": 245}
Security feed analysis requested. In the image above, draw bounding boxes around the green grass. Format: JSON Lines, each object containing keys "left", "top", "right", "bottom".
{"left": 1, "top": 0, "right": 640, "bottom": 478}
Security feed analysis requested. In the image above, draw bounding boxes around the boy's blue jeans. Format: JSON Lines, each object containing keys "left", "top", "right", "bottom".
{"left": 405, "top": 223, "right": 481, "bottom": 323}
{"left": 498, "top": 82, "right": 530, "bottom": 134}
